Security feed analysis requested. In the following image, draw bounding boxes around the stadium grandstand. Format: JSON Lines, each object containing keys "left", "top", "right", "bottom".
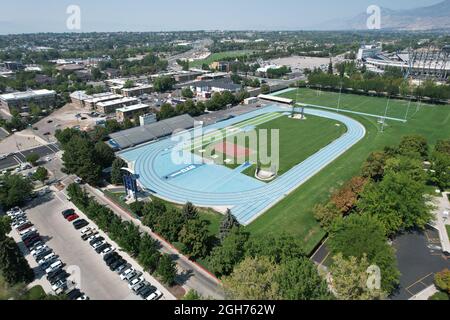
{"left": 107, "top": 114, "right": 195, "bottom": 150}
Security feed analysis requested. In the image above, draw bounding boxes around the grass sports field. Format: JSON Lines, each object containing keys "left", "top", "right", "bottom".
{"left": 191, "top": 113, "right": 346, "bottom": 177}
{"left": 246, "top": 89, "right": 450, "bottom": 255}
{"left": 279, "top": 87, "right": 428, "bottom": 120}
{"left": 190, "top": 50, "right": 255, "bottom": 68}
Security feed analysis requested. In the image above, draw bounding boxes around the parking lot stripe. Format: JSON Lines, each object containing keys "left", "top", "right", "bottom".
{"left": 405, "top": 273, "right": 433, "bottom": 296}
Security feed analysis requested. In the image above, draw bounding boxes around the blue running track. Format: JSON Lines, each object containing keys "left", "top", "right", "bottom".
{"left": 119, "top": 105, "right": 366, "bottom": 225}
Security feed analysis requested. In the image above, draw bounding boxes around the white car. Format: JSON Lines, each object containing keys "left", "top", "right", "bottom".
{"left": 128, "top": 276, "right": 145, "bottom": 289}
{"left": 45, "top": 260, "right": 63, "bottom": 274}
{"left": 120, "top": 268, "right": 134, "bottom": 280}
{"left": 92, "top": 240, "right": 107, "bottom": 249}
{"left": 80, "top": 226, "right": 92, "bottom": 235}
{"left": 101, "top": 246, "right": 116, "bottom": 255}
{"left": 146, "top": 290, "right": 163, "bottom": 301}
{"left": 20, "top": 227, "right": 36, "bottom": 237}
{"left": 51, "top": 279, "right": 67, "bottom": 291}
{"left": 31, "top": 245, "right": 49, "bottom": 256}
{"left": 77, "top": 295, "right": 89, "bottom": 301}
{"left": 38, "top": 253, "right": 56, "bottom": 265}
{"left": 12, "top": 219, "right": 28, "bottom": 229}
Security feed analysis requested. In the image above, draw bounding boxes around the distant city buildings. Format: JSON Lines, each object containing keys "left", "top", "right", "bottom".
{"left": 116, "top": 103, "right": 151, "bottom": 122}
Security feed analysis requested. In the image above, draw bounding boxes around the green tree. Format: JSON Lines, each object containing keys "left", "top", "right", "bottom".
{"left": 276, "top": 257, "right": 333, "bottom": 300}
{"left": 361, "top": 151, "right": 389, "bottom": 181}
{"left": 430, "top": 152, "right": 450, "bottom": 191}
{"left": 25, "top": 153, "right": 40, "bottom": 166}
{"left": 0, "top": 216, "right": 12, "bottom": 241}
{"left": 183, "top": 290, "right": 202, "bottom": 300}
{"left": 33, "top": 167, "right": 49, "bottom": 184}
{"left": 223, "top": 256, "right": 279, "bottom": 300}
{"left": 94, "top": 141, "right": 115, "bottom": 168}
{"left": 0, "top": 174, "right": 33, "bottom": 209}
{"left": 398, "top": 135, "right": 429, "bottom": 160}
{"left": 123, "top": 80, "right": 135, "bottom": 89}
{"left": 138, "top": 234, "right": 161, "bottom": 273}
{"left": 153, "top": 208, "right": 185, "bottom": 242}
{"left": 181, "top": 87, "right": 194, "bottom": 99}
{"left": 178, "top": 218, "right": 210, "bottom": 259}
{"left": 156, "top": 254, "right": 177, "bottom": 286}
{"left": 208, "top": 227, "right": 249, "bottom": 277}
{"left": 260, "top": 84, "right": 270, "bottom": 94}
{"left": 314, "top": 202, "right": 342, "bottom": 231}
{"left": 111, "top": 158, "right": 127, "bottom": 185}
{"left": 245, "top": 234, "right": 305, "bottom": 264}
{"left": 182, "top": 202, "right": 198, "bottom": 220}
{"left": 328, "top": 214, "right": 400, "bottom": 293}
{"left": 0, "top": 237, "right": 34, "bottom": 285}
{"left": 218, "top": 209, "right": 240, "bottom": 241}
{"left": 435, "top": 269, "right": 450, "bottom": 294}
{"left": 153, "top": 76, "right": 175, "bottom": 92}
{"left": 329, "top": 253, "right": 386, "bottom": 300}
{"left": 358, "top": 171, "right": 433, "bottom": 236}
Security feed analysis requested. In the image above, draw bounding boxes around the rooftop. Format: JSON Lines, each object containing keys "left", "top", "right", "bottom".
{"left": 0, "top": 89, "right": 56, "bottom": 101}
{"left": 96, "top": 97, "right": 139, "bottom": 108}
{"left": 116, "top": 103, "right": 150, "bottom": 113}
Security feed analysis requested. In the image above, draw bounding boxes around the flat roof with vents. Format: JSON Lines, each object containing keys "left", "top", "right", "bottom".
{"left": 108, "top": 114, "right": 195, "bottom": 150}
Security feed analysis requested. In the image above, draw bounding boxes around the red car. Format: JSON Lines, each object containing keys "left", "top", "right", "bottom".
{"left": 67, "top": 214, "right": 79, "bottom": 222}
{"left": 17, "top": 222, "right": 33, "bottom": 232}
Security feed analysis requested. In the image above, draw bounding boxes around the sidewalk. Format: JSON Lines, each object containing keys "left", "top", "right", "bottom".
{"left": 431, "top": 193, "right": 450, "bottom": 254}
{"left": 409, "top": 285, "right": 438, "bottom": 300}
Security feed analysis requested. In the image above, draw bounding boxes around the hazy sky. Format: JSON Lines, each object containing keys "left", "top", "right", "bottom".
{"left": 0, "top": 0, "right": 444, "bottom": 34}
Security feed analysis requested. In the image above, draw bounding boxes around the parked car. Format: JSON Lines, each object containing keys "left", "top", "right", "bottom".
{"left": 80, "top": 226, "right": 92, "bottom": 235}
{"left": 38, "top": 253, "right": 56, "bottom": 265}
{"left": 67, "top": 214, "right": 79, "bottom": 222}
{"left": 120, "top": 268, "right": 134, "bottom": 280}
{"left": 109, "top": 259, "right": 126, "bottom": 271}
{"left": 146, "top": 290, "right": 163, "bottom": 301}
{"left": 67, "top": 289, "right": 83, "bottom": 300}
{"left": 20, "top": 228, "right": 37, "bottom": 238}
{"left": 24, "top": 235, "right": 41, "bottom": 248}
{"left": 35, "top": 249, "right": 53, "bottom": 261}
{"left": 45, "top": 260, "right": 63, "bottom": 274}
{"left": 82, "top": 230, "right": 97, "bottom": 241}
{"left": 95, "top": 243, "right": 110, "bottom": 254}
{"left": 131, "top": 282, "right": 146, "bottom": 293}
{"left": 101, "top": 246, "right": 115, "bottom": 255}
{"left": 62, "top": 209, "right": 75, "bottom": 219}
{"left": 140, "top": 285, "right": 157, "bottom": 299}
{"left": 51, "top": 279, "right": 67, "bottom": 292}
{"left": 128, "top": 276, "right": 145, "bottom": 289}
{"left": 73, "top": 219, "right": 89, "bottom": 230}
{"left": 31, "top": 245, "right": 49, "bottom": 256}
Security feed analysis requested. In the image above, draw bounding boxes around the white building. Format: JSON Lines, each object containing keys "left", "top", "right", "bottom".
{"left": 357, "top": 44, "right": 382, "bottom": 61}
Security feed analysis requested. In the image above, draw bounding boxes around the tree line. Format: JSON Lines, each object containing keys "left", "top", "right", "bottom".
{"left": 314, "top": 135, "right": 441, "bottom": 299}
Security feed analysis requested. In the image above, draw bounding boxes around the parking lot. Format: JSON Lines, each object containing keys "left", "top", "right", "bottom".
{"left": 391, "top": 226, "right": 449, "bottom": 300}
{"left": 23, "top": 190, "right": 173, "bottom": 300}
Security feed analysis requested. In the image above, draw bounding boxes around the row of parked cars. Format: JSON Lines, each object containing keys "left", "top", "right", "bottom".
{"left": 78, "top": 225, "right": 163, "bottom": 300}
{"left": 7, "top": 207, "right": 89, "bottom": 300}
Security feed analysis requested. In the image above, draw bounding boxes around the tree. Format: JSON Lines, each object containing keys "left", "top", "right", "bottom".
{"left": 329, "top": 253, "right": 386, "bottom": 300}
{"left": 223, "top": 256, "right": 279, "bottom": 300}
{"left": 183, "top": 290, "right": 201, "bottom": 300}
{"left": 156, "top": 254, "right": 177, "bottom": 286}
{"left": 328, "top": 214, "right": 400, "bottom": 293}
{"left": 33, "top": 167, "right": 48, "bottom": 184}
{"left": 276, "top": 257, "right": 333, "bottom": 300}
{"left": 153, "top": 76, "right": 175, "bottom": 92}
{"left": 361, "top": 151, "right": 389, "bottom": 181}
{"left": 123, "top": 80, "right": 135, "bottom": 89}
{"left": 331, "top": 176, "right": 367, "bottom": 214}
{"left": 181, "top": 87, "right": 194, "bottom": 99}
{"left": 218, "top": 209, "right": 240, "bottom": 241}
{"left": 25, "top": 153, "right": 40, "bottom": 166}
{"left": 157, "top": 103, "right": 177, "bottom": 120}
{"left": 313, "top": 202, "right": 342, "bottom": 231}
{"left": 328, "top": 59, "right": 333, "bottom": 74}
{"left": 245, "top": 234, "right": 305, "bottom": 264}
{"left": 182, "top": 202, "right": 198, "bottom": 220}
{"left": 208, "top": 227, "right": 249, "bottom": 277}
{"left": 111, "top": 158, "right": 127, "bottom": 185}
{"left": 435, "top": 139, "right": 450, "bottom": 155}
{"left": 398, "top": 135, "right": 429, "bottom": 160}
{"left": 0, "top": 216, "right": 12, "bottom": 241}
{"left": 430, "top": 152, "right": 450, "bottom": 191}
{"left": 0, "top": 237, "right": 34, "bottom": 285}
{"left": 153, "top": 208, "right": 185, "bottom": 242}
{"left": 435, "top": 269, "right": 450, "bottom": 294}
{"left": 358, "top": 171, "right": 433, "bottom": 236}
{"left": 0, "top": 174, "right": 33, "bottom": 209}
{"left": 138, "top": 234, "right": 161, "bottom": 273}
{"left": 261, "top": 84, "right": 270, "bottom": 94}
{"left": 384, "top": 156, "right": 426, "bottom": 182}
{"left": 94, "top": 141, "right": 115, "bottom": 168}
{"left": 178, "top": 218, "right": 210, "bottom": 259}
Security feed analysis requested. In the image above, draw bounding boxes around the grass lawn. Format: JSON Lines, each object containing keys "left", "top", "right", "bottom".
{"left": 190, "top": 50, "right": 255, "bottom": 68}
{"left": 247, "top": 89, "right": 450, "bottom": 255}
{"left": 24, "top": 285, "right": 46, "bottom": 300}
{"left": 447, "top": 225, "right": 450, "bottom": 240}
{"left": 280, "top": 87, "right": 431, "bottom": 120}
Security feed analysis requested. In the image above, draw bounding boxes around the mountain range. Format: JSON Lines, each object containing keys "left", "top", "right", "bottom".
{"left": 321, "top": 0, "right": 450, "bottom": 31}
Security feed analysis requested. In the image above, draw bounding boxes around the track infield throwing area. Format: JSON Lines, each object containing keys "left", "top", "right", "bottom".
{"left": 119, "top": 105, "right": 366, "bottom": 226}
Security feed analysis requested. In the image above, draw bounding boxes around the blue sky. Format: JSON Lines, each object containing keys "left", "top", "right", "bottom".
{"left": 0, "top": 0, "right": 443, "bottom": 34}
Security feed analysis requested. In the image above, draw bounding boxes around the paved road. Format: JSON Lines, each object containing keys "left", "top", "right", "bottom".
{"left": 85, "top": 185, "right": 225, "bottom": 300}
{"left": 0, "top": 143, "right": 60, "bottom": 170}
